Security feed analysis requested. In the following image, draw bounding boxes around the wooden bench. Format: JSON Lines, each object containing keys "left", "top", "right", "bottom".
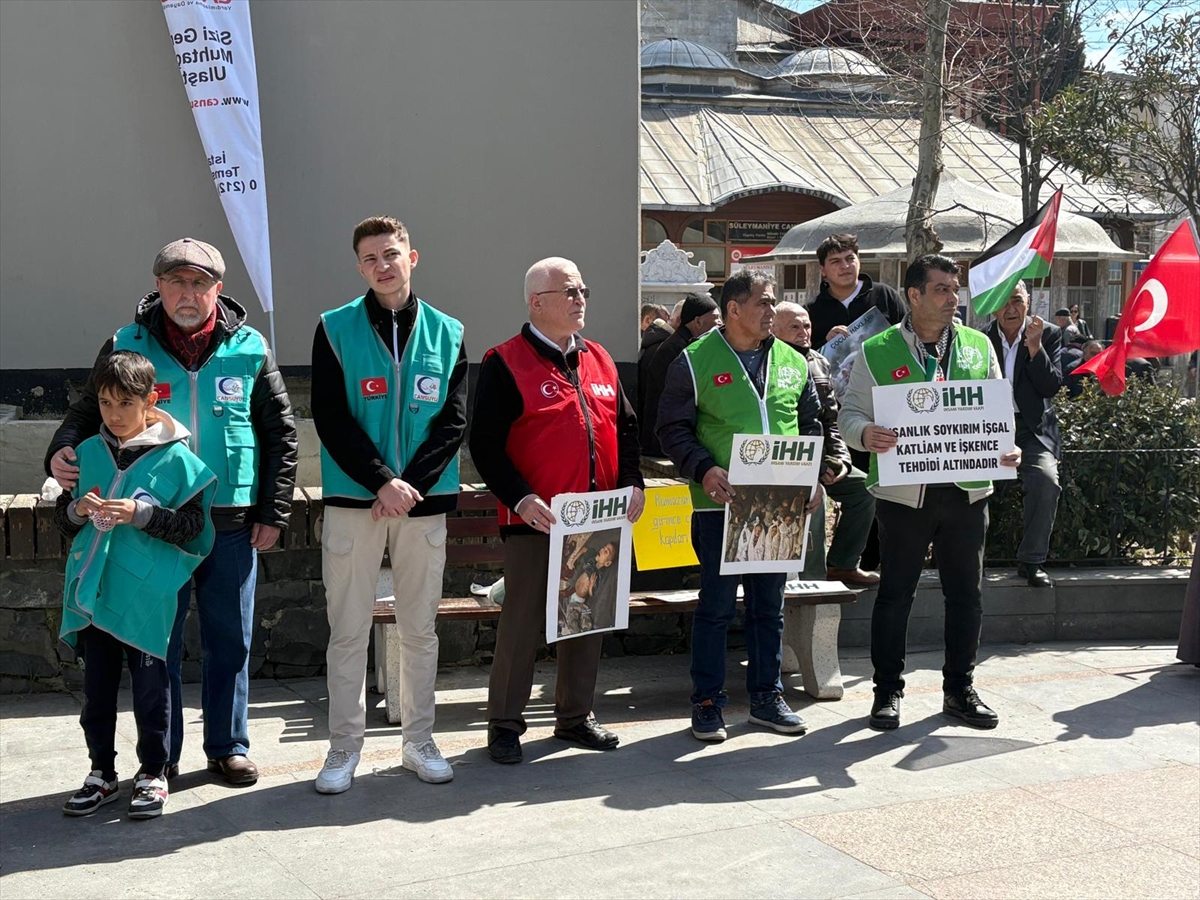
{"left": 370, "top": 485, "right": 856, "bottom": 723}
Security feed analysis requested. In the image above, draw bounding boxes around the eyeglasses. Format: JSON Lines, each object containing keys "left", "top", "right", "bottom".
{"left": 535, "top": 286, "right": 590, "bottom": 301}
{"left": 164, "top": 275, "right": 216, "bottom": 292}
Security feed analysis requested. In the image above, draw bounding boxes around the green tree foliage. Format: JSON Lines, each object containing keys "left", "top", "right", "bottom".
{"left": 1039, "top": 12, "right": 1200, "bottom": 220}
{"left": 988, "top": 377, "right": 1200, "bottom": 563}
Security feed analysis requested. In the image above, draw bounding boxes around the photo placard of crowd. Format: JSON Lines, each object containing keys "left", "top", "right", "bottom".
{"left": 545, "top": 488, "right": 634, "bottom": 644}
{"left": 871, "top": 379, "right": 1019, "bottom": 487}
{"left": 721, "top": 433, "right": 824, "bottom": 576}
{"left": 822, "top": 307, "right": 889, "bottom": 399}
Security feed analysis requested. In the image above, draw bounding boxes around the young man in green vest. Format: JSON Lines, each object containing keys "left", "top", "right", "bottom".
{"left": 839, "top": 254, "right": 1022, "bottom": 732}
{"left": 657, "top": 271, "right": 827, "bottom": 743}
{"left": 46, "top": 238, "right": 297, "bottom": 786}
{"left": 310, "top": 216, "right": 468, "bottom": 791}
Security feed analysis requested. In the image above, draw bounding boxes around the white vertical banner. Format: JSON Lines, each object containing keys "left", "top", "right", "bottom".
{"left": 161, "top": 0, "right": 274, "bottom": 322}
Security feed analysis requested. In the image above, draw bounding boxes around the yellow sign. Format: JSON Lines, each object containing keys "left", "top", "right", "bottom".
{"left": 632, "top": 484, "right": 699, "bottom": 570}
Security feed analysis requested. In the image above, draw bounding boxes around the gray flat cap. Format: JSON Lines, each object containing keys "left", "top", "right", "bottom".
{"left": 153, "top": 238, "right": 225, "bottom": 280}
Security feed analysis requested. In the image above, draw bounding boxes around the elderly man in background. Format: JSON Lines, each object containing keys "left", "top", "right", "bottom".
{"left": 47, "top": 238, "right": 297, "bottom": 785}
{"left": 470, "top": 257, "right": 645, "bottom": 765}
{"left": 983, "top": 282, "right": 1064, "bottom": 587}
{"left": 772, "top": 302, "right": 877, "bottom": 587}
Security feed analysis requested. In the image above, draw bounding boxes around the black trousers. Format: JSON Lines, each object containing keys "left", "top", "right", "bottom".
{"left": 78, "top": 626, "right": 170, "bottom": 777}
{"left": 872, "top": 487, "right": 989, "bottom": 696}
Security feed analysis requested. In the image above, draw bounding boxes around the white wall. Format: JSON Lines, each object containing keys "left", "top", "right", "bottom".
{"left": 0, "top": 0, "right": 640, "bottom": 368}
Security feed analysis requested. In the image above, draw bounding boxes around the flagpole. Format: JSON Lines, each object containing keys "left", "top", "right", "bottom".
{"left": 268, "top": 309, "right": 277, "bottom": 357}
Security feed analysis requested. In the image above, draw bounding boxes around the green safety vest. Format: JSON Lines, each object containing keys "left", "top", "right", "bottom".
{"left": 319, "top": 296, "right": 463, "bottom": 501}
{"left": 683, "top": 330, "right": 809, "bottom": 511}
{"left": 60, "top": 433, "right": 216, "bottom": 659}
{"left": 114, "top": 322, "right": 265, "bottom": 509}
{"left": 861, "top": 324, "right": 993, "bottom": 492}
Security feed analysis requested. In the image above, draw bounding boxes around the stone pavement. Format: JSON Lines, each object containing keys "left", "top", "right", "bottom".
{"left": 1, "top": 641, "right": 1197, "bottom": 899}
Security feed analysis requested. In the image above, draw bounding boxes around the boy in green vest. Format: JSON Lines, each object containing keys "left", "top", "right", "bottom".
{"left": 838, "top": 254, "right": 1021, "bottom": 732}
{"left": 55, "top": 351, "right": 216, "bottom": 819}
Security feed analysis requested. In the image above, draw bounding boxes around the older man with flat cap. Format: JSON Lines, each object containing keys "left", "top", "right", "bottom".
{"left": 47, "top": 238, "right": 297, "bottom": 785}
{"left": 470, "top": 256, "right": 645, "bottom": 764}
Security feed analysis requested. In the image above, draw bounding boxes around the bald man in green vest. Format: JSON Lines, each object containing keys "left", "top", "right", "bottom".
{"left": 839, "top": 254, "right": 1021, "bottom": 732}
{"left": 657, "top": 271, "right": 826, "bottom": 743}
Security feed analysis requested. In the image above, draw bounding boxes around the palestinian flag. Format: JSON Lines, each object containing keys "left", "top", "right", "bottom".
{"left": 969, "top": 190, "right": 1062, "bottom": 317}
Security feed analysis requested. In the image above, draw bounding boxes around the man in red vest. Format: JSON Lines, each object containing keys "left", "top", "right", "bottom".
{"left": 470, "top": 257, "right": 645, "bottom": 765}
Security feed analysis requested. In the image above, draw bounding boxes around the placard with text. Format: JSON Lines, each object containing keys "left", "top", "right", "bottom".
{"left": 871, "top": 380, "right": 1018, "bottom": 486}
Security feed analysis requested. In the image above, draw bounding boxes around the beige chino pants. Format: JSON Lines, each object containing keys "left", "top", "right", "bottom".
{"left": 322, "top": 507, "right": 447, "bottom": 750}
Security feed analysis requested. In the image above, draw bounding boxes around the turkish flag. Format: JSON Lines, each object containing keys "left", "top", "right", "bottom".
{"left": 713, "top": 372, "right": 733, "bottom": 386}
{"left": 1072, "top": 219, "right": 1200, "bottom": 395}
{"left": 891, "top": 365, "right": 911, "bottom": 381}
{"left": 360, "top": 377, "right": 388, "bottom": 397}
{"left": 154, "top": 382, "right": 171, "bottom": 400}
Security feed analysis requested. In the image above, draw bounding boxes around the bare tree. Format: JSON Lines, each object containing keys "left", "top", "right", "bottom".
{"left": 907, "top": 0, "right": 951, "bottom": 258}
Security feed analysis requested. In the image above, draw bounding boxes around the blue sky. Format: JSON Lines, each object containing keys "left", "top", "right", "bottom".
{"left": 773, "top": 0, "right": 1191, "bottom": 72}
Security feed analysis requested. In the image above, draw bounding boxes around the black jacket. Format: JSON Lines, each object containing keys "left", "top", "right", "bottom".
{"left": 984, "top": 319, "right": 1064, "bottom": 457}
{"left": 794, "top": 345, "right": 852, "bottom": 478}
{"left": 640, "top": 325, "right": 697, "bottom": 457}
{"left": 310, "top": 290, "right": 468, "bottom": 517}
{"left": 469, "top": 325, "right": 644, "bottom": 537}
{"left": 807, "top": 274, "right": 907, "bottom": 351}
{"left": 636, "top": 323, "right": 671, "bottom": 424}
{"left": 656, "top": 331, "right": 825, "bottom": 484}
{"left": 45, "top": 293, "right": 297, "bottom": 532}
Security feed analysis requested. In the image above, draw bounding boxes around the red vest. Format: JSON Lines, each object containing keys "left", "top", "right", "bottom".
{"left": 490, "top": 333, "right": 621, "bottom": 527}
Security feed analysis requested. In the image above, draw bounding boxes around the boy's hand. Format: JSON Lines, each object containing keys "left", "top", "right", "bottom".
{"left": 98, "top": 498, "right": 137, "bottom": 526}
{"left": 74, "top": 489, "right": 105, "bottom": 518}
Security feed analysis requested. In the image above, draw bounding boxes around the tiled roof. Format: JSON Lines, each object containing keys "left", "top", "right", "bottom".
{"left": 641, "top": 104, "right": 1166, "bottom": 218}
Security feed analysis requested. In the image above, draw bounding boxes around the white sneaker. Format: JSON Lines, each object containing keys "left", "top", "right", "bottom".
{"left": 402, "top": 738, "right": 454, "bottom": 784}
{"left": 314, "top": 748, "right": 360, "bottom": 794}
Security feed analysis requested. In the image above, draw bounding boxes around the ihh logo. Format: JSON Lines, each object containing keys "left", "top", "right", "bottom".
{"left": 592, "top": 495, "right": 628, "bottom": 519}
{"left": 772, "top": 439, "right": 815, "bottom": 463}
{"left": 941, "top": 385, "right": 984, "bottom": 408}
{"left": 590, "top": 383, "right": 615, "bottom": 398}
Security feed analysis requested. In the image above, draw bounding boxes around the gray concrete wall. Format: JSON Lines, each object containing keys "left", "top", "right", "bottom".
{"left": 0, "top": 0, "right": 640, "bottom": 368}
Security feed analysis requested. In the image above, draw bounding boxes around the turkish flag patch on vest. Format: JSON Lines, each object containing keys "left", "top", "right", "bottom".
{"left": 360, "top": 377, "right": 388, "bottom": 398}
{"left": 154, "top": 382, "right": 172, "bottom": 401}
{"left": 891, "top": 366, "right": 911, "bottom": 381}
{"left": 713, "top": 372, "right": 733, "bottom": 386}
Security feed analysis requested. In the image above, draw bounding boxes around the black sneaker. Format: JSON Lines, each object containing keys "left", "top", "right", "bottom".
{"left": 748, "top": 694, "right": 807, "bottom": 735}
{"left": 128, "top": 773, "right": 169, "bottom": 819}
{"left": 553, "top": 715, "right": 620, "bottom": 751}
{"left": 62, "top": 771, "right": 119, "bottom": 816}
{"left": 943, "top": 686, "right": 1000, "bottom": 729}
{"left": 691, "top": 701, "right": 727, "bottom": 742}
{"left": 869, "top": 692, "right": 902, "bottom": 730}
{"left": 487, "top": 726, "right": 523, "bottom": 764}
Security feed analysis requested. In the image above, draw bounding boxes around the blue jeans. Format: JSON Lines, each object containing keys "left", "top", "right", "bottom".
{"left": 168, "top": 526, "right": 257, "bottom": 764}
{"left": 690, "top": 511, "right": 787, "bottom": 707}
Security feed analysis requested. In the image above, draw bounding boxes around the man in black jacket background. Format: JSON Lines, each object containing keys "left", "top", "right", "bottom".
{"left": 984, "top": 282, "right": 1064, "bottom": 587}
{"left": 46, "top": 238, "right": 296, "bottom": 786}
{"left": 639, "top": 293, "right": 721, "bottom": 457}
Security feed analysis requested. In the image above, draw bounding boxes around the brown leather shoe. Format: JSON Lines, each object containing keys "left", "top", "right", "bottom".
{"left": 207, "top": 755, "right": 259, "bottom": 785}
{"left": 827, "top": 566, "right": 880, "bottom": 587}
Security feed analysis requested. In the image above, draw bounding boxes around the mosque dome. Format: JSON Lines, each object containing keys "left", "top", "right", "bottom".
{"left": 640, "top": 39, "right": 737, "bottom": 71}
{"left": 775, "top": 47, "right": 885, "bottom": 78}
